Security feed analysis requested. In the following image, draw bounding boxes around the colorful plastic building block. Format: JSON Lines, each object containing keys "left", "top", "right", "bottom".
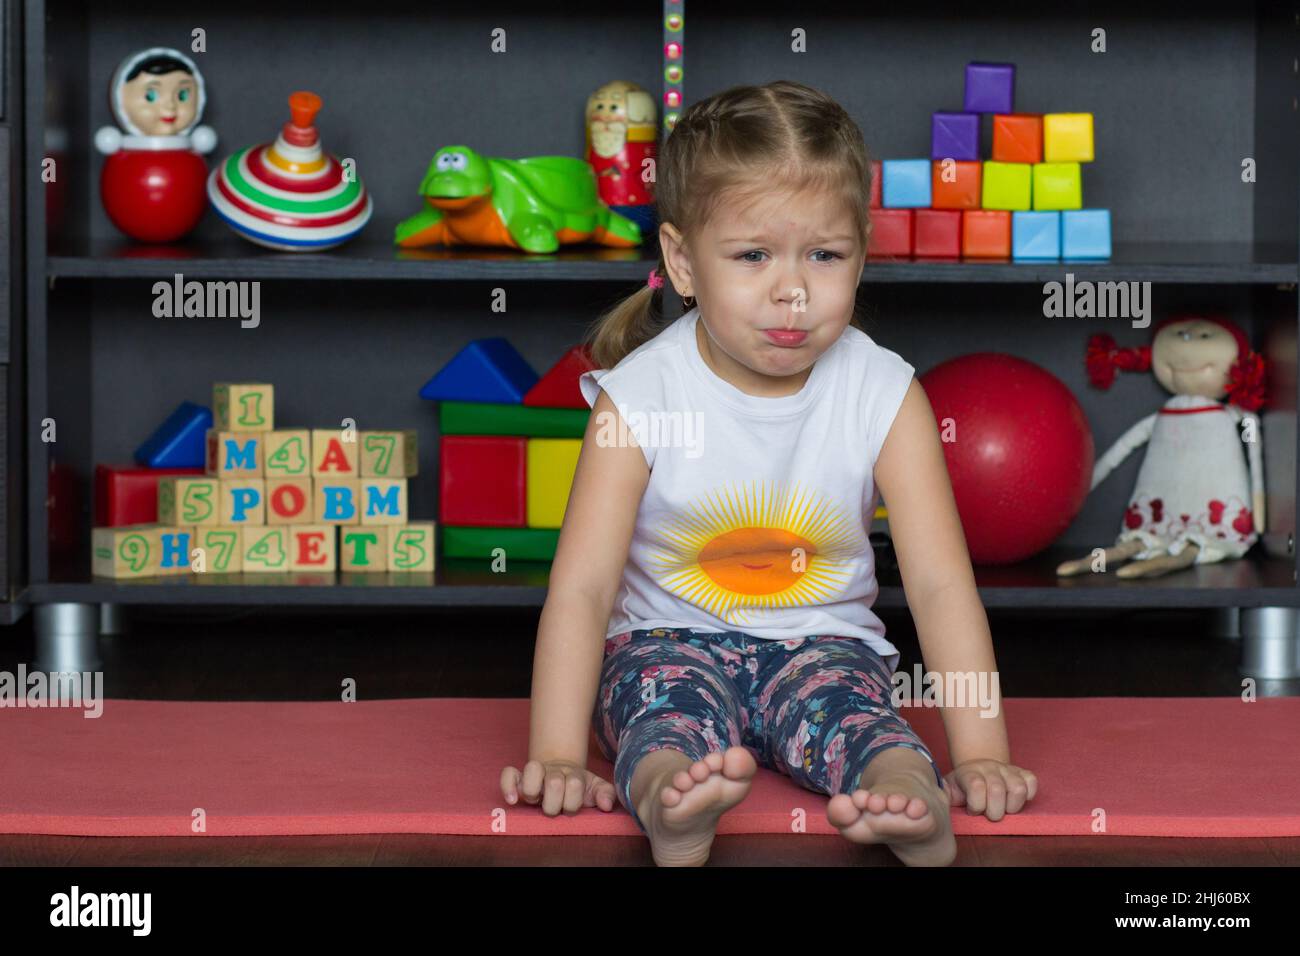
{"left": 213, "top": 382, "right": 274, "bottom": 431}
{"left": 1012, "top": 211, "right": 1061, "bottom": 260}
{"left": 914, "top": 210, "right": 962, "bottom": 258}
{"left": 1032, "top": 163, "right": 1082, "bottom": 210}
{"left": 95, "top": 464, "right": 205, "bottom": 526}
{"left": 1061, "top": 209, "right": 1112, "bottom": 258}
{"left": 523, "top": 345, "right": 599, "bottom": 408}
{"left": 440, "top": 435, "right": 527, "bottom": 526}
{"left": 931, "top": 160, "right": 982, "bottom": 210}
{"left": 882, "top": 159, "right": 931, "bottom": 208}
{"left": 439, "top": 401, "right": 589, "bottom": 438}
{"left": 981, "top": 161, "right": 1032, "bottom": 210}
{"left": 869, "top": 159, "right": 882, "bottom": 209}
{"left": 867, "top": 209, "right": 913, "bottom": 256}
{"left": 1043, "top": 113, "right": 1094, "bottom": 163}
{"left": 961, "top": 210, "right": 1012, "bottom": 258}
{"left": 526, "top": 438, "right": 582, "bottom": 528}
{"left": 964, "top": 62, "right": 1015, "bottom": 114}
{"left": 992, "top": 114, "right": 1042, "bottom": 164}
{"left": 931, "top": 112, "right": 980, "bottom": 161}
{"left": 419, "top": 338, "right": 539, "bottom": 403}
{"left": 134, "top": 401, "right": 212, "bottom": 468}
{"left": 441, "top": 526, "right": 559, "bottom": 561}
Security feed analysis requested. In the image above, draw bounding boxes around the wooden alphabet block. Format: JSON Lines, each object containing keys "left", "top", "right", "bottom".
{"left": 388, "top": 522, "right": 436, "bottom": 572}
{"left": 263, "top": 430, "right": 312, "bottom": 477}
{"left": 193, "top": 526, "right": 243, "bottom": 574}
{"left": 313, "top": 478, "right": 362, "bottom": 525}
{"left": 287, "top": 525, "right": 337, "bottom": 571}
{"left": 359, "top": 478, "right": 407, "bottom": 526}
{"left": 157, "top": 476, "right": 221, "bottom": 526}
{"left": 206, "top": 429, "right": 264, "bottom": 477}
{"left": 359, "top": 430, "right": 418, "bottom": 478}
{"left": 92, "top": 524, "right": 194, "bottom": 578}
{"left": 241, "top": 526, "right": 291, "bottom": 572}
{"left": 311, "top": 429, "right": 358, "bottom": 477}
{"left": 219, "top": 478, "right": 266, "bottom": 525}
{"left": 213, "top": 382, "right": 275, "bottom": 432}
{"left": 266, "top": 477, "right": 314, "bottom": 525}
{"left": 340, "top": 526, "right": 388, "bottom": 571}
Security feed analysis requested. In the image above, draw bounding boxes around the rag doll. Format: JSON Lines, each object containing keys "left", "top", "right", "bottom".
{"left": 1056, "top": 315, "right": 1266, "bottom": 579}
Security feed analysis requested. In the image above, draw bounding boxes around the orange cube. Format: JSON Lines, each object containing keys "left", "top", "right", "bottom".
{"left": 961, "top": 210, "right": 1011, "bottom": 258}
{"left": 992, "top": 114, "right": 1043, "bottom": 164}
{"left": 931, "top": 160, "right": 982, "bottom": 209}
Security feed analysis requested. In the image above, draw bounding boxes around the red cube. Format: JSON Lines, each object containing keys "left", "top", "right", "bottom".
{"left": 869, "top": 159, "right": 882, "bottom": 209}
{"left": 867, "top": 208, "right": 913, "bottom": 257}
{"left": 914, "top": 209, "right": 962, "bottom": 257}
{"left": 94, "top": 463, "right": 206, "bottom": 526}
{"left": 439, "top": 435, "right": 527, "bottom": 526}
{"left": 961, "top": 210, "right": 1012, "bottom": 258}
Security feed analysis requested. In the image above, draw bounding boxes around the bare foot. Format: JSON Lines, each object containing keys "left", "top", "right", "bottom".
{"left": 639, "top": 746, "right": 757, "bottom": 867}
{"left": 826, "top": 766, "right": 956, "bottom": 866}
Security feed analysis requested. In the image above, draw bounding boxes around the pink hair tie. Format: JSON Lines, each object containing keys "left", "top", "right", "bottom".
{"left": 647, "top": 269, "right": 664, "bottom": 289}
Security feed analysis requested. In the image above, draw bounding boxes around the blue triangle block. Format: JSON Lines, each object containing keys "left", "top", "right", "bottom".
{"left": 134, "top": 401, "right": 213, "bottom": 468}
{"left": 419, "top": 338, "right": 539, "bottom": 403}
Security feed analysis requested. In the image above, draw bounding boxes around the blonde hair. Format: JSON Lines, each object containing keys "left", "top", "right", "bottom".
{"left": 583, "top": 80, "right": 876, "bottom": 370}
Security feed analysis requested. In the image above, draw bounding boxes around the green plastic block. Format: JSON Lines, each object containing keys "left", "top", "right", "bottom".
{"left": 441, "top": 525, "right": 560, "bottom": 561}
{"left": 439, "top": 400, "right": 589, "bottom": 438}
{"left": 1032, "top": 162, "right": 1082, "bottom": 210}
{"left": 981, "top": 161, "right": 1032, "bottom": 210}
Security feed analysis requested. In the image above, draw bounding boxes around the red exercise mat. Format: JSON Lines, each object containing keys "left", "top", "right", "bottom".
{"left": 1, "top": 697, "right": 1297, "bottom": 837}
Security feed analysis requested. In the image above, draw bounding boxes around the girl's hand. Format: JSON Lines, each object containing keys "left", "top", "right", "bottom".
{"left": 945, "top": 759, "right": 1038, "bottom": 821}
{"left": 501, "top": 760, "right": 619, "bottom": 820}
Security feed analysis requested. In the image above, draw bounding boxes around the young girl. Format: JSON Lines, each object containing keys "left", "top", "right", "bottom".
{"left": 501, "top": 80, "right": 1036, "bottom": 866}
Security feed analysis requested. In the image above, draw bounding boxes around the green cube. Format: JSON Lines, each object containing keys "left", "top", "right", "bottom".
{"left": 1032, "top": 162, "right": 1082, "bottom": 210}
{"left": 441, "top": 525, "right": 560, "bottom": 561}
{"left": 439, "top": 400, "right": 589, "bottom": 438}
{"left": 981, "top": 161, "right": 1032, "bottom": 210}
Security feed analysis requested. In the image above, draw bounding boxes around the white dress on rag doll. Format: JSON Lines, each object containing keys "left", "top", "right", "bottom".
{"left": 1091, "top": 392, "right": 1263, "bottom": 564}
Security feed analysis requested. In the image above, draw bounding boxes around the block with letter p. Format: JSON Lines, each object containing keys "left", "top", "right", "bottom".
{"left": 206, "top": 430, "right": 263, "bottom": 477}
{"left": 219, "top": 478, "right": 265, "bottom": 525}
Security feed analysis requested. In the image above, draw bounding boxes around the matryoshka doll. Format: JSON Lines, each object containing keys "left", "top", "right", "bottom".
{"left": 94, "top": 47, "right": 217, "bottom": 243}
{"left": 585, "top": 81, "right": 657, "bottom": 236}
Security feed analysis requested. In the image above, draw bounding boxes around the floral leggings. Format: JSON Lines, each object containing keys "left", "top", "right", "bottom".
{"left": 592, "top": 626, "right": 946, "bottom": 835}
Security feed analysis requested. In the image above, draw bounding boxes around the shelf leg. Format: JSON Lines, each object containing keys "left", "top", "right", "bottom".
{"left": 31, "top": 603, "right": 103, "bottom": 674}
{"left": 1210, "top": 607, "right": 1241, "bottom": 639}
{"left": 1238, "top": 607, "right": 1300, "bottom": 681}
{"left": 99, "top": 603, "right": 128, "bottom": 636}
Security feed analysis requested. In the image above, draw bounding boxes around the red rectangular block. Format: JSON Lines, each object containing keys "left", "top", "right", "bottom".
{"left": 439, "top": 435, "right": 527, "bottom": 526}
{"left": 961, "top": 210, "right": 1012, "bottom": 258}
{"left": 869, "top": 159, "right": 882, "bottom": 209}
{"left": 95, "top": 464, "right": 206, "bottom": 526}
{"left": 914, "top": 209, "right": 962, "bottom": 257}
{"left": 867, "top": 208, "right": 913, "bottom": 257}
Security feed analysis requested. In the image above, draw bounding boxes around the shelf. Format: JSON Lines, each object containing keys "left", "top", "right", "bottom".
{"left": 44, "top": 238, "right": 1298, "bottom": 284}
{"left": 27, "top": 548, "right": 1296, "bottom": 609}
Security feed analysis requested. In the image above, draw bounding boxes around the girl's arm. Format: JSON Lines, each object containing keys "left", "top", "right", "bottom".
{"left": 529, "top": 387, "right": 650, "bottom": 767}
{"left": 873, "top": 379, "right": 1007, "bottom": 768}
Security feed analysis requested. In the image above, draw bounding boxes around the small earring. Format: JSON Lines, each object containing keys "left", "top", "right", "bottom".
{"left": 683, "top": 293, "right": 695, "bottom": 308}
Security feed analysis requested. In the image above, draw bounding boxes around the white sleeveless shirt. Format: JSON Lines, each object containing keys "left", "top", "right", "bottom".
{"left": 578, "top": 306, "right": 916, "bottom": 674}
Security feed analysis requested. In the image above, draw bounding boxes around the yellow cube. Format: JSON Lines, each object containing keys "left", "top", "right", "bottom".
{"left": 359, "top": 430, "right": 419, "bottom": 477}
{"left": 388, "top": 522, "right": 436, "bottom": 572}
{"left": 340, "top": 526, "right": 388, "bottom": 571}
{"left": 219, "top": 478, "right": 266, "bottom": 525}
{"left": 242, "top": 526, "right": 291, "bottom": 572}
{"left": 526, "top": 438, "right": 582, "bottom": 529}
{"left": 193, "top": 526, "right": 243, "bottom": 574}
{"left": 213, "top": 382, "right": 274, "bottom": 431}
{"left": 1042, "top": 113, "right": 1094, "bottom": 163}
{"left": 288, "top": 525, "right": 337, "bottom": 572}
{"left": 157, "top": 476, "right": 220, "bottom": 526}
{"left": 359, "top": 478, "right": 407, "bottom": 526}
{"left": 264, "top": 430, "right": 312, "bottom": 477}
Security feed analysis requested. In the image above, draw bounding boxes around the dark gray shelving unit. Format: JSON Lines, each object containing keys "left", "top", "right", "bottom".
{"left": 6, "top": 0, "right": 1300, "bottom": 676}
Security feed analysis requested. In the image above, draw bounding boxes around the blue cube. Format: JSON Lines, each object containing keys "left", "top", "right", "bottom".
{"left": 931, "top": 111, "right": 980, "bottom": 161}
{"left": 882, "top": 159, "right": 932, "bottom": 208}
{"left": 964, "top": 62, "right": 1015, "bottom": 114}
{"left": 134, "top": 401, "right": 213, "bottom": 468}
{"left": 1061, "top": 209, "right": 1111, "bottom": 259}
{"left": 1012, "top": 211, "right": 1060, "bottom": 259}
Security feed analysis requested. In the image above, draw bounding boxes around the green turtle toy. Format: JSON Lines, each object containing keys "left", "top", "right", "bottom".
{"left": 394, "top": 146, "right": 643, "bottom": 252}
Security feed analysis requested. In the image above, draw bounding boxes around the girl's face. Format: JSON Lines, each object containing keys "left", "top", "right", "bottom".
{"left": 660, "top": 185, "right": 864, "bottom": 398}
{"left": 1151, "top": 319, "right": 1239, "bottom": 398}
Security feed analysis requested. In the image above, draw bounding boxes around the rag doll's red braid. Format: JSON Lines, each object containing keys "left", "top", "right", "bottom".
{"left": 1085, "top": 333, "right": 1151, "bottom": 389}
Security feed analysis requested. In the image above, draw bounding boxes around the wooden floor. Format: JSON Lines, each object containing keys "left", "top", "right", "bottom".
{"left": 2, "top": 605, "right": 1297, "bottom": 866}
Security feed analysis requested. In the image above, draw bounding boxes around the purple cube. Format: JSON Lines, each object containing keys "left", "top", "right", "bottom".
{"left": 931, "top": 111, "right": 980, "bottom": 160}
{"left": 964, "top": 62, "right": 1015, "bottom": 114}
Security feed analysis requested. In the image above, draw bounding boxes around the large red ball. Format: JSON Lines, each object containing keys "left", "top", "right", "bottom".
{"left": 100, "top": 148, "right": 208, "bottom": 243}
{"left": 919, "top": 353, "right": 1094, "bottom": 565}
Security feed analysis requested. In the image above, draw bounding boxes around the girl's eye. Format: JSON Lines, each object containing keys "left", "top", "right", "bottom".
{"left": 738, "top": 250, "right": 765, "bottom": 263}
{"left": 813, "top": 250, "right": 843, "bottom": 262}
{"left": 145, "top": 89, "right": 158, "bottom": 102}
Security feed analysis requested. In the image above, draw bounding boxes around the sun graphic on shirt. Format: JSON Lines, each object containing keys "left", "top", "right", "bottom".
{"left": 646, "top": 478, "right": 863, "bottom": 625}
